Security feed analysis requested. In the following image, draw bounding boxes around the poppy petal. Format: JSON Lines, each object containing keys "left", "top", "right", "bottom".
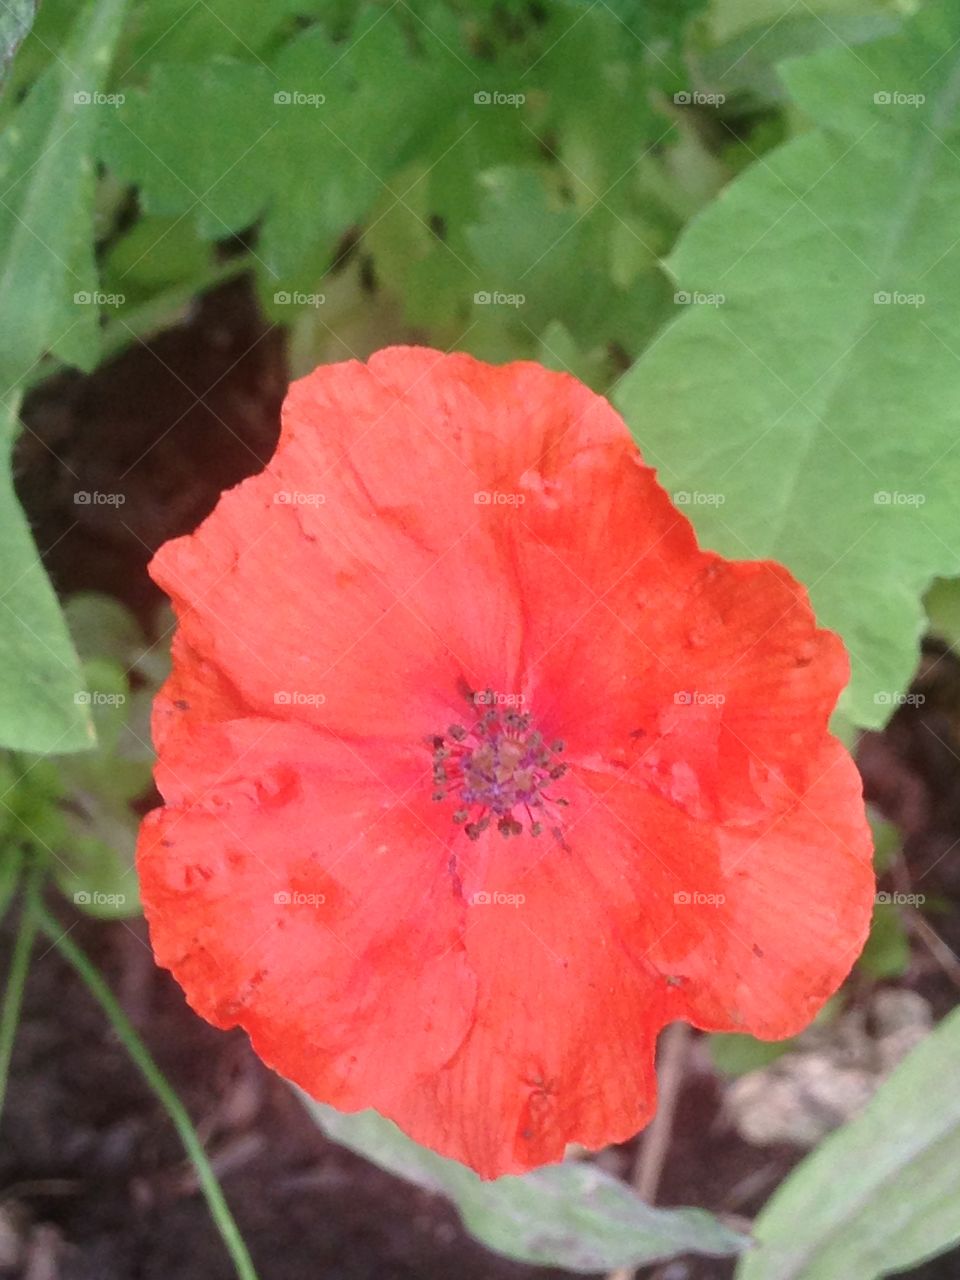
{"left": 577, "top": 736, "right": 872, "bottom": 1039}
{"left": 139, "top": 715, "right": 477, "bottom": 1114}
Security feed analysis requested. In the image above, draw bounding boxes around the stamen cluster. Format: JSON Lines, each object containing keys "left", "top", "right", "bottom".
{"left": 431, "top": 698, "right": 568, "bottom": 839}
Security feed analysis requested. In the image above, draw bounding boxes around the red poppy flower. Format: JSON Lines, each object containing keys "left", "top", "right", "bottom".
{"left": 137, "top": 346, "right": 874, "bottom": 1178}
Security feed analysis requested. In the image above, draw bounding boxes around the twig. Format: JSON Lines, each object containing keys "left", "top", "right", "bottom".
{"left": 906, "top": 909, "right": 960, "bottom": 992}
{"left": 891, "top": 853, "right": 960, "bottom": 992}
{"left": 607, "top": 1021, "right": 691, "bottom": 1280}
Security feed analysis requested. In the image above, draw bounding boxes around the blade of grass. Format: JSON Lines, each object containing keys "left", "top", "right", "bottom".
{"left": 0, "top": 859, "right": 37, "bottom": 1123}
{"left": 33, "top": 902, "right": 260, "bottom": 1280}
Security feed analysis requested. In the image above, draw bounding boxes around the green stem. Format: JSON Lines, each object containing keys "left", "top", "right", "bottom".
{"left": 0, "top": 861, "right": 39, "bottom": 1124}
{"left": 34, "top": 903, "right": 260, "bottom": 1280}
{"left": 0, "top": 842, "right": 24, "bottom": 931}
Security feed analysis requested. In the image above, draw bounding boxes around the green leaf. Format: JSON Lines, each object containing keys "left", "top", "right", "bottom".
{"left": 102, "top": 12, "right": 462, "bottom": 291}
{"left": 101, "top": 60, "right": 275, "bottom": 240}
{"left": 924, "top": 576, "right": 960, "bottom": 649}
{"left": 0, "top": 398, "right": 92, "bottom": 753}
{"left": 0, "top": 0, "right": 130, "bottom": 388}
{"left": 870, "top": 815, "right": 900, "bottom": 874}
{"left": 857, "top": 899, "right": 910, "bottom": 979}
{"left": 0, "top": 0, "right": 37, "bottom": 84}
{"left": 62, "top": 593, "right": 151, "bottom": 668}
{"left": 696, "top": 12, "right": 902, "bottom": 104}
{"left": 710, "top": 1032, "right": 792, "bottom": 1076}
{"left": 616, "top": 0, "right": 960, "bottom": 728}
{"left": 737, "top": 1004, "right": 960, "bottom": 1280}
{"left": 47, "top": 599, "right": 161, "bottom": 916}
{"left": 304, "top": 1098, "right": 749, "bottom": 1271}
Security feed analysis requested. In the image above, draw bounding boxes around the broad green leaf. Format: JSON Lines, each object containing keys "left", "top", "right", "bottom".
{"left": 0, "top": 398, "right": 91, "bottom": 753}
{"left": 737, "top": 1005, "right": 960, "bottom": 1280}
{"left": 304, "top": 1098, "right": 750, "bottom": 1271}
{"left": 696, "top": 12, "right": 902, "bottom": 103}
{"left": 0, "top": 0, "right": 130, "bottom": 388}
{"left": 616, "top": 0, "right": 960, "bottom": 728}
{"left": 704, "top": 0, "right": 898, "bottom": 44}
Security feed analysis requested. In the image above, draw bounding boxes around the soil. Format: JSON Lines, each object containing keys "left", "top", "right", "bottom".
{"left": 3, "top": 278, "right": 959, "bottom": 1280}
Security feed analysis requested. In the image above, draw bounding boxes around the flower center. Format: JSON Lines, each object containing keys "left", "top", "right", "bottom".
{"left": 431, "top": 698, "right": 568, "bottom": 839}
